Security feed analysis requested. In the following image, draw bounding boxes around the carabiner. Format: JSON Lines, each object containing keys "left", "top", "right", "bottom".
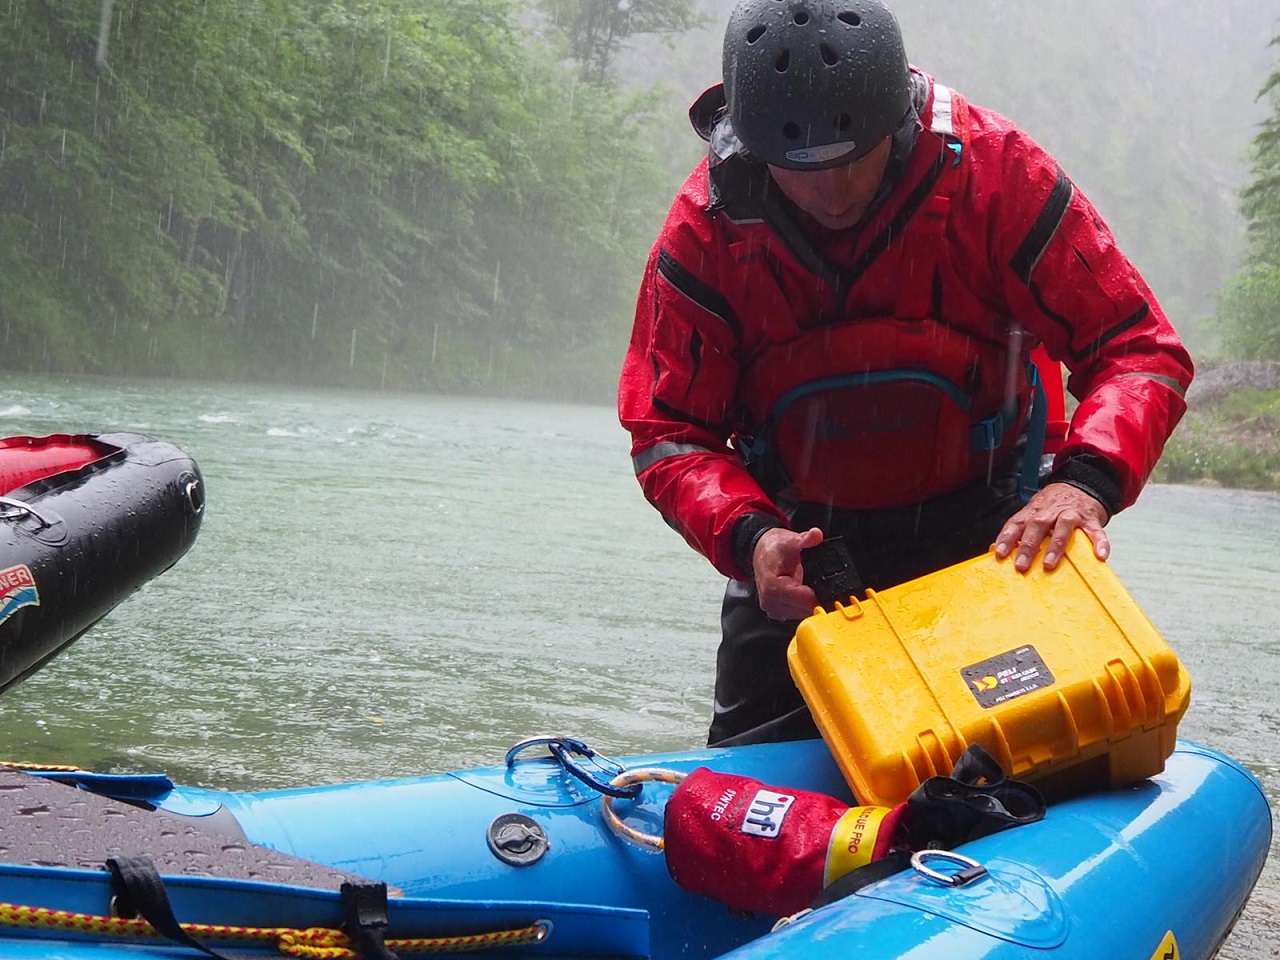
{"left": 505, "top": 735, "right": 590, "bottom": 768}
{"left": 504, "top": 735, "right": 641, "bottom": 800}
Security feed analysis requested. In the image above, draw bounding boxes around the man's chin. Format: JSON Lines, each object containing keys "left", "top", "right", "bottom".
{"left": 810, "top": 208, "right": 867, "bottom": 230}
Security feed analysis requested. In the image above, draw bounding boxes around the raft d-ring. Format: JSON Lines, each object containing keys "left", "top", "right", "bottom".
{"left": 181, "top": 474, "right": 205, "bottom": 515}
{"left": 910, "top": 849, "right": 989, "bottom": 887}
{"left": 0, "top": 496, "right": 55, "bottom": 529}
{"left": 601, "top": 768, "right": 687, "bottom": 853}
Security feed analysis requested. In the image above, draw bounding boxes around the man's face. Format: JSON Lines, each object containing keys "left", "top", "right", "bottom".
{"left": 767, "top": 137, "right": 893, "bottom": 230}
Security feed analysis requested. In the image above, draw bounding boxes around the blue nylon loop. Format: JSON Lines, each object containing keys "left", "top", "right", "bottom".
{"left": 769, "top": 371, "right": 973, "bottom": 433}
{"left": 750, "top": 367, "right": 1048, "bottom": 497}
{"left": 758, "top": 369, "right": 975, "bottom": 467}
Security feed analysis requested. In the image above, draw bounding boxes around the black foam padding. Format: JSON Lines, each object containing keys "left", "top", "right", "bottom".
{"left": 0, "top": 768, "right": 372, "bottom": 890}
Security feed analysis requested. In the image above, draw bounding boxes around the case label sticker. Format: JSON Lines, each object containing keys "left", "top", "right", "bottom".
{"left": 962, "top": 645, "right": 1054, "bottom": 708}
{"left": 0, "top": 564, "right": 39, "bottom": 628}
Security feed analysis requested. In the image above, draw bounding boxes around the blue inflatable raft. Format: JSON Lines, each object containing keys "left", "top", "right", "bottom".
{"left": 0, "top": 735, "right": 1269, "bottom": 959}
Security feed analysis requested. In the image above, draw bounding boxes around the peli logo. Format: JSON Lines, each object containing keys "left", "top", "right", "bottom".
{"left": 0, "top": 565, "right": 39, "bottom": 628}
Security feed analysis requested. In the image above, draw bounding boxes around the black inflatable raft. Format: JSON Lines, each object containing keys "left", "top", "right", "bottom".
{"left": 0, "top": 433, "right": 204, "bottom": 691}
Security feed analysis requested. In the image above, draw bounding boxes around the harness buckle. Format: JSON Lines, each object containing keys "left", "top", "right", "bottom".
{"left": 970, "top": 415, "right": 1005, "bottom": 453}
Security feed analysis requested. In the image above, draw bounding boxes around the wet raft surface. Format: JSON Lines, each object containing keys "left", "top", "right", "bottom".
{"left": 0, "top": 768, "right": 368, "bottom": 888}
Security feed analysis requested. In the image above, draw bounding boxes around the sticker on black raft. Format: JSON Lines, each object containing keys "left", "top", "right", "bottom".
{"left": 0, "top": 564, "right": 39, "bottom": 629}
{"left": 962, "top": 645, "right": 1055, "bottom": 708}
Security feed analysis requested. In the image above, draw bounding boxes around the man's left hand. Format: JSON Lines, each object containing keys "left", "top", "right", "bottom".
{"left": 995, "top": 483, "right": 1110, "bottom": 573}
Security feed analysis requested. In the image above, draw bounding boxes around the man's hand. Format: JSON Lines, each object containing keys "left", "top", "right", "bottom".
{"left": 995, "top": 483, "right": 1110, "bottom": 573}
{"left": 752, "top": 527, "right": 824, "bottom": 621}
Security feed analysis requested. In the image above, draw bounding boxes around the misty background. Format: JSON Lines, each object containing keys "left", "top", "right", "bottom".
{"left": 2, "top": 7, "right": 1279, "bottom": 952}
{"left": 0, "top": 0, "right": 1276, "bottom": 399}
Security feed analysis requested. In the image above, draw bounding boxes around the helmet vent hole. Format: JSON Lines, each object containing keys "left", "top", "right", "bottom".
{"left": 793, "top": 9, "right": 810, "bottom": 24}
{"left": 837, "top": 11, "right": 862, "bottom": 26}
{"left": 746, "top": 25, "right": 767, "bottom": 44}
{"left": 782, "top": 121, "right": 802, "bottom": 140}
{"left": 820, "top": 43, "right": 839, "bottom": 66}
{"left": 835, "top": 112, "right": 852, "bottom": 131}
{"left": 775, "top": 49, "right": 790, "bottom": 72}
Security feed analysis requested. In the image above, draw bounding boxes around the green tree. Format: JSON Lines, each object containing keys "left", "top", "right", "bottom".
{"left": 1222, "top": 36, "right": 1280, "bottom": 360}
{"left": 538, "top": 0, "right": 703, "bottom": 82}
{"left": 0, "top": 0, "right": 676, "bottom": 398}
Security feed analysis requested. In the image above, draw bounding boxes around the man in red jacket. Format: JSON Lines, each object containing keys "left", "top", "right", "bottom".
{"left": 618, "top": 0, "right": 1193, "bottom": 746}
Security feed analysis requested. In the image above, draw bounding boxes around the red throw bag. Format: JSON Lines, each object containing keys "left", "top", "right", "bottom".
{"left": 662, "top": 768, "right": 902, "bottom": 917}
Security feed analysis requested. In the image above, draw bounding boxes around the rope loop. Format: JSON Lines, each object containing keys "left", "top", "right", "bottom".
{"left": 600, "top": 768, "right": 687, "bottom": 852}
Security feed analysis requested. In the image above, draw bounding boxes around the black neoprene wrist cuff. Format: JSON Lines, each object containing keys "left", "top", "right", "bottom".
{"left": 732, "top": 513, "right": 785, "bottom": 580}
{"left": 1045, "top": 454, "right": 1124, "bottom": 520}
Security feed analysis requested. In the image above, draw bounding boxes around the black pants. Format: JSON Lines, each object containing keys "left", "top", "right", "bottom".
{"left": 707, "top": 472, "right": 1024, "bottom": 747}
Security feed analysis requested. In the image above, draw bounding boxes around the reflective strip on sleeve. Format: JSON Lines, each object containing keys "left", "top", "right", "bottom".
{"left": 931, "top": 84, "right": 955, "bottom": 136}
{"left": 633, "top": 442, "right": 718, "bottom": 475}
{"left": 1107, "top": 371, "right": 1188, "bottom": 398}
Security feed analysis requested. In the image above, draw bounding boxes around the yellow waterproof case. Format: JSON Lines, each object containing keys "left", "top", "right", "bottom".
{"left": 788, "top": 532, "right": 1191, "bottom": 806}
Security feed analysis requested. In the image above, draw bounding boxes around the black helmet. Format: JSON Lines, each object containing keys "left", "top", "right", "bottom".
{"left": 723, "top": 0, "right": 912, "bottom": 169}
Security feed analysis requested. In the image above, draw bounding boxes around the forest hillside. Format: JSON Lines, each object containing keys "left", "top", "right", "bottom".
{"left": 1, "top": 1, "right": 1275, "bottom": 398}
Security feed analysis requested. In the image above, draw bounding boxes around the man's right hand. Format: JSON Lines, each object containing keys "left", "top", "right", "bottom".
{"left": 752, "top": 527, "right": 824, "bottom": 622}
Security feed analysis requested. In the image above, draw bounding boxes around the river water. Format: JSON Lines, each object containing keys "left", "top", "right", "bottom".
{"left": 0, "top": 374, "right": 1276, "bottom": 956}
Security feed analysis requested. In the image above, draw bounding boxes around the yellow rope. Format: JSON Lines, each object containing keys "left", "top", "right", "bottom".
{"left": 0, "top": 902, "right": 549, "bottom": 956}
{"left": 0, "top": 761, "right": 550, "bottom": 953}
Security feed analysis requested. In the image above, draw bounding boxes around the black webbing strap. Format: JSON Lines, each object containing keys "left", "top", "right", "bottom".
{"left": 811, "top": 852, "right": 911, "bottom": 909}
{"left": 951, "top": 742, "right": 1004, "bottom": 785}
{"left": 107, "top": 860, "right": 400, "bottom": 960}
{"left": 106, "top": 856, "right": 233, "bottom": 960}
{"left": 897, "top": 744, "right": 1046, "bottom": 851}
{"left": 811, "top": 746, "right": 1046, "bottom": 911}
{"left": 340, "top": 882, "right": 400, "bottom": 960}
